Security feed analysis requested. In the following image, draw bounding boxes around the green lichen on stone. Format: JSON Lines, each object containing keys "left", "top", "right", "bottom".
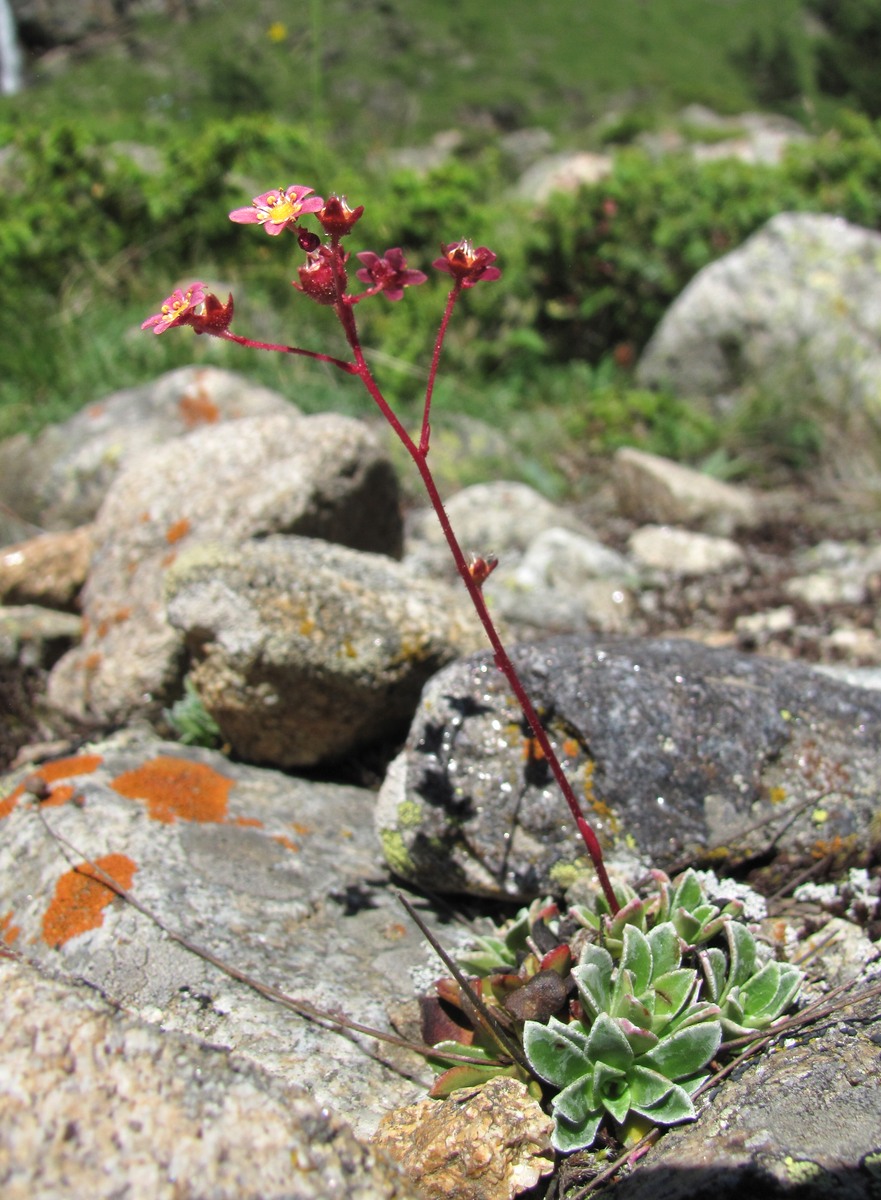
{"left": 379, "top": 828, "right": 414, "bottom": 878}
{"left": 396, "top": 799, "right": 423, "bottom": 830}
{"left": 549, "top": 860, "right": 587, "bottom": 890}
{"left": 863, "top": 1150, "right": 881, "bottom": 1179}
{"left": 783, "top": 1157, "right": 824, "bottom": 1184}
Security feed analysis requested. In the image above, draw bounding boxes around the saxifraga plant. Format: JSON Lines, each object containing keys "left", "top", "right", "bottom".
{"left": 142, "top": 183, "right": 619, "bottom": 914}
{"left": 143, "top": 189, "right": 804, "bottom": 1161}
{"left": 425, "top": 869, "right": 803, "bottom": 1153}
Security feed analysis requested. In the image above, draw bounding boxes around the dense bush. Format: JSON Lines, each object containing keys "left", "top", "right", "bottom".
{"left": 523, "top": 112, "right": 881, "bottom": 365}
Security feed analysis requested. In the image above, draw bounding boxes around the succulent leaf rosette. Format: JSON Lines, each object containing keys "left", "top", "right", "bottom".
{"left": 427, "top": 870, "right": 804, "bottom": 1154}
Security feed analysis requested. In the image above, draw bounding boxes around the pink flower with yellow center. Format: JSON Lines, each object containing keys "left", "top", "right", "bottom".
{"left": 141, "top": 283, "right": 208, "bottom": 335}
{"left": 229, "top": 185, "right": 324, "bottom": 235}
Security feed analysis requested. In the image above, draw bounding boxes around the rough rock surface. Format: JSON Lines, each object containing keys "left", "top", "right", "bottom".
{"left": 374, "top": 1077, "right": 554, "bottom": 1200}
{"left": 0, "top": 732, "right": 443, "bottom": 1136}
{"left": 377, "top": 635, "right": 881, "bottom": 899}
{"left": 47, "top": 409, "right": 402, "bottom": 728}
{"left": 613, "top": 446, "right": 760, "bottom": 535}
{"left": 636, "top": 213, "right": 881, "bottom": 483}
{"left": 0, "top": 526, "right": 95, "bottom": 609}
{"left": 0, "top": 367, "right": 296, "bottom": 541}
{"left": 0, "top": 956, "right": 420, "bottom": 1200}
{"left": 165, "top": 536, "right": 484, "bottom": 767}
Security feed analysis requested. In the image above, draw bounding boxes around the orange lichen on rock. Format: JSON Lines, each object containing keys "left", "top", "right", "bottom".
{"left": 0, "top": 754, "right": 104, "bottom": 820}
{"left": 273, "top": 834, "right": 300, "bottom": 853}
{"left": 232, "top": 816, "right": 263, "bottom": 828}
{"left": 179, "top": 388, "right": 220, "bottom": 428}
{"left": 1, "top": 910, "right": 20, "bottom": 944}
{"left": 110, "top": 756, "right": 233, "bottom": 823}
{"left": 165, "top": 517, "right": 191, "bottom": 545}
{"left": 41, "top": 853, "right": 137, "bottom": 948}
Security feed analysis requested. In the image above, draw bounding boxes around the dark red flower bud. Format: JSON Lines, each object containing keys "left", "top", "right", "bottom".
{"left": 294, "top": 246, "right": 344, "bottom": 306}
{"left": 433, "top": 240, "right": 501, "bottom": 288}
{"left": 316, "top": 194, "right": 365, "bottom": 237}
{"left": 297, "top": 228, "right": 322, "bottom": 254}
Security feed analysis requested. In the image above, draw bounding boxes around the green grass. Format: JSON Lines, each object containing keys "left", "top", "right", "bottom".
{"left": 0, "top": 0, "right": 848, "bottom": 493}
{"left": 7, "top": 0, "right": 813, "bottom": 151}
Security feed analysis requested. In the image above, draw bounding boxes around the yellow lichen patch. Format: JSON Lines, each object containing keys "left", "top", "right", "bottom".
{"left": 768, "top": 785, "right": 787, "bottom": 805}
{"left": 0, "top": 754, "right": 104, "bottom": 821}
{"left": 1, "top": 910, "right": 20, "bottom": 944}
{"left": 110, "top": 756, "right": 233, "bottom": 823}
{"left": 41, "top": 853, "right": 137, "bottom": 948}
{"left": 583, "top": 759, "right": 620, "bottom": 835}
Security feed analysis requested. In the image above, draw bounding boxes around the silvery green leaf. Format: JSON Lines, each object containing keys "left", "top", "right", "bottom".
{"left": 725, "top": 920, "right": 757, "bottom": 989}
{"left": 667, "top": 1001, "right": 721, "bottom": 1033}
{"left": 741, "top": 962, "right": 802, "bottom": 1026}
{"left": 699, "top": 946, "right": 727, "bottom": 1002}
{"left": 551, "top": 1093, "right": 604, "bottom": 1153}
{"left": 739, "top": 961, "right": 781, "bottom": 1016}
{"left": 651, "top": 968, "right": 697, "bottom": 1028}
{"left": 647, "top": 921, "right": 681, "bottom": 979}
{"left": 618, "top": 1018, "right": 660, "bottom": 1057}
{"left": 554, "top": 1074, "right": 596, "bottom": 1123}
{"left": 628, "top": 1064, "right": 675, "bottom": 1111}
{"left": 523, "top": 1019, "right": 591, "bottom": 1089}
{"left": 637, "top": 1079, "right": 697, "bottom": 1125}
{"left": 586, "top": 1012, "right": 635, "bottom": 1073}
{"left": 607, "top": 894, "right": 648, "bottom": 941}
{"left": 639, "top": 1021, "right": 721, "bottom": 1080}
{"left": 671, "top": 869, "right": 704, "bottom": 913}
{"left": 594, "top": 1061, "right": 632, "bottom": 1125}
{"left": 621, "top": 924, "right": 653, "bottom": 993}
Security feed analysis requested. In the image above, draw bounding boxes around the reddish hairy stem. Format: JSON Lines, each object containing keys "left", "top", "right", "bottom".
{"left": 420, "top": 286, "right": 459, "bottom": 455}
{"left": 328, "top": 253, "right": 619, "bottom": 913}
{"left": 220, "top": 330, "right": 357, "bottom": 373}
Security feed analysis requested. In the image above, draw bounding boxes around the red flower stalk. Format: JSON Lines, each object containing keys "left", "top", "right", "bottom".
{"left": 355, "top": 248, "right": 427, "bottom": 301}
{"left": 433, "top": 240, "right": 502, "bottom": 288}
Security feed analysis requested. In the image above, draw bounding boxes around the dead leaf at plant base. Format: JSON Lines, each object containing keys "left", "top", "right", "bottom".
{"left": 373, "top": 1076, "right": 555, "bottom": 1200}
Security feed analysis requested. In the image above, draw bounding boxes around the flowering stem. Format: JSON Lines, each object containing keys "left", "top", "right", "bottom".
{"left": 335, "top": 295, "right": 619, "bottom": 913}
{"left": 421, "top": 286, "right": 460, "bottom": 456}
{"left": 219, "top": 331, "right": 357, "bottom": 373}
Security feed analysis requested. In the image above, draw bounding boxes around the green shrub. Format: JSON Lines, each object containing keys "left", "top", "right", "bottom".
{"left": 524, "top": 149, "right": 807, "bottom": 364}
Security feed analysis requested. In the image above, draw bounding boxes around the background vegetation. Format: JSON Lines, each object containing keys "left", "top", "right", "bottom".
{"left": 2, "top": 0, "right": 880, "bottom": 493}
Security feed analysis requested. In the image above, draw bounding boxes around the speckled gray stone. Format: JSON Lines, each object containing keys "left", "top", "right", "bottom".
{"left": 377, "top": 635, "right": 881, "bottom": 899}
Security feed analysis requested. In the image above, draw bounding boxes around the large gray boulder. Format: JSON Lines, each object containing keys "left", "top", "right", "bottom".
{"left": 0, "top": 956, "right": 419, "bottom": 1200}
{"left": 0, "top": 367, "right": 297, "bottom": 542}
{"left": 377, "top": 635, "right": 881, "bottom": 899}
{"left": 0, "top": 732, "right": 440, "bottom": 1138}
{"left": 47, "top": 409, "right": 402, "bottom": 729}
{"left": 165, "top": 536, "right": 484, "bottom": 767}
{"left": 636, "top": 213, "right": 881, "bottom": 483}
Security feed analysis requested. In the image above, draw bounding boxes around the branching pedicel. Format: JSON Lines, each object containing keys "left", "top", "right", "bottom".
{"left": 142, "top": 184, "right": 620, "bottom": 914}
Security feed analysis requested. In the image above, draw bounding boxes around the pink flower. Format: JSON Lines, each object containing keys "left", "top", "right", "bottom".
{"left": 141, "top": 283, "right": 208, "bottom": 335}
{"left": 355, "top": 248, "right": 427, "bottom": 301}
{"left": 229, "top": 185, "right": 324, "bottom": 235}
{"left": 433, "top": 240, "right": 501, "bottom": 288}
{"left": 141, "top": 285, "right": 234, "bottom": 337}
